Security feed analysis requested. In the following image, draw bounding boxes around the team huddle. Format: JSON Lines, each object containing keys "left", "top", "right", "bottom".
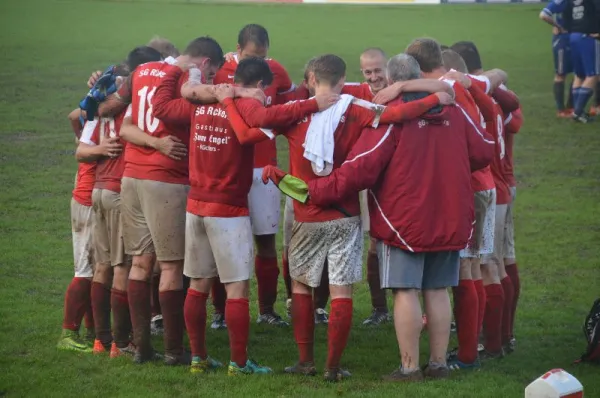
{"left": 58, "top": 24, "right": 524, "bottom": 382}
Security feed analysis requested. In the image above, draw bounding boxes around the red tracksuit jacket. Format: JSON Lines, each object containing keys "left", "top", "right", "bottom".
{"left": 307, "top": 99, "right": 494, "bottom": 253}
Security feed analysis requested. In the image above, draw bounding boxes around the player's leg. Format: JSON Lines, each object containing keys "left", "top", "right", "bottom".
{"left": 480, "top": 191, "right": 505, "bottom": 359}
{"left": 121, "top": 177, "right": 157, "bottom": 363}
{"left": 103, "top": 190, "right": 134, "bottom": 358}
{"left": 503, "top": 186, "right": 519, "bottom": 352}
{"left": 423, "top": 251, "right": 459, "bottom": 378}
{"left": 203, "top": 216, "right": 271, "bottom": 375}
{"left": 284, "top": 220, "right": 329, "bottom": 376}
{"left": 90, "top": 189, "right": 114, "bottom": 354}
{"left": 282, "top": 196, "right": 294, "bottom": 317}
{"left": 210, "top": 280, "right": 227, "bottom": 330}
{"left": 150, "top": 257, "right": 162, "bottom": 336}
{"left": 249, "top": 168, "right": 286, "bottom": 326}
{"left": 313, "top": 260, "right": 330, "bottom": 325}
{"left": 553, "top": 35, "right": 570, "bottom": 117}
{"left": 379, "top": 243, "right": 425, "bottom": 382}
{"left": 364, "top": 237, "right": 390, "bottom": 326}
{"left": 58, "top": 198, "right": 94, "bottom": 352}
{"left": 324, "top": 217, "right": 363, "bottom": 382}
{"left": 183, "top": 213, "right": 222, "bottom": 373}
{"left": 142, "top": 180, "right": 189, "bottom": 365}
{"left": 495, "top": 204, "right": 514, "bottom": 353}
{"left": 574, "top": 37, "right": 599, "bottom": 120}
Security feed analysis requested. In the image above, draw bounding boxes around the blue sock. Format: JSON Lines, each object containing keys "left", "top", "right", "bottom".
{"left": 574, "top": 87, "right": 593, "bottom": 116}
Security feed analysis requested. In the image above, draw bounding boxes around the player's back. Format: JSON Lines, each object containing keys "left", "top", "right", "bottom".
{"left": 187, "top": 99, "right": 254, "bottom": 208}
{"left": 568, "top": 0, "right": 600, "bottom": 34}
{"left": 286, "top": 101, "right": 378, "bottom": 223}
{"left": 125, "top": 61, "right": 190, "bottom": 184}
{"left": 485, "top": 100, "right": 511, "bottom": 203}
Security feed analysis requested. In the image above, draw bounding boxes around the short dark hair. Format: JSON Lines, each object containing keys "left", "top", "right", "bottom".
{"left": 441, "top": 49, "right": 468, "bottom": 73}
{"left": 183, "top": 36, "right": 224, "bottom": 67}
{"left": 450, "top": 41, "right": 482, "bottom": 73}
{"left": 238, "top": 24, "right": 270, "bottom": 50}
{"left": 309, "top": 54, "right": 346, "bottom": 87}
{"left": 440, "top": 44, "right": 450, "bottom": 50}
{"left": 126, "top": 46, "right": 162, "bottom": 72}
{"left": 234, "top": 57, "right": 273, "bottom": 87}
{"left": 405, "top": 38, "right": 443, "bottom": 73}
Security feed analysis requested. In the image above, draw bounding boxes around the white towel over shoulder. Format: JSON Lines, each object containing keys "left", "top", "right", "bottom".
{"left": 303, "top": 94, "right": 354, "bottom": 176}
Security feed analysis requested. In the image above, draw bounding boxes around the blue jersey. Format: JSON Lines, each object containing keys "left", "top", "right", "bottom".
{"left": 542, "top": 0, "right": 568, "bottom": 27}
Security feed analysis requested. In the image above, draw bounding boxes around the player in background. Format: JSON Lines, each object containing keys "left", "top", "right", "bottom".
{"left": 115, "top": 37, "right": 224, "bottom": 365}
{"left": 77, "top": 46, "right": 163, "bottom": 356}
{"left": 405, "top": 37, "right": 507, "bottom": 370}
{"left": 152, "top": 55, "right": 336, "bottom": 374}
{"left": 565, "top": 0, "right": 600, "bottom": 122}
{"left": 57, "top": 117, "right": 97, "bottom": 352}
{"left": 227, "top": 54, "right": 452, "bottom": 381}
{"left": 206, "top": 24, "right": 296, "bottom": 328}
{"left": 499, "top": 107, "right": 523, "bottom": 351}
{"left": 452, "top": 41, "right": 518, "bottom": 360}
{"left": 540, "top": 0, "right": 575, "bottom": 117}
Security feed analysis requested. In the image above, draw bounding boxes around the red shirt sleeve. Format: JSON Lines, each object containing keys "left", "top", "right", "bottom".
{"left": 467, "top": 82, "right": 496, "bottom": 122}
{"left": 467, "top": 75, "right": 491, "bottom": 94}
{"left": 235, "top": 97, "right": 319, "bottom": 128}
{"left": 308, "top": 124, "right": 396, "bottom": 206}
{"left": 275, "top": 84, "right": 309, "bottom": 104}
{"left": 341, "top": 83, "right": 365, "bottom": 97}
{"left": 116, "top": 75, "right": 132, "bottom": 103}
{"left": 492, "top": 85, "right": 520, "bottom": 115}
{"left": 222, "top": 98, "right": 276, "bottom": 145}
{"left": 505, "top": 108, "right": 523, "bottom": 134}
{"left": 376, "top": 95, "right": 440, "bottom": 126}
{"left": 152, "top": 65, "right": 194, "bottom": 125}
{"left": 456, "top": 106, "right": 495, "bottom": 171}
{"left": 270, "top": 61, "right": 294, "bottom": 94}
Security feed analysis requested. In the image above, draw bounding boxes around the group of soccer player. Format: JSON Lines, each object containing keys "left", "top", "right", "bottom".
{"left": 539, "top": 0, "right": 600, "bottom": 122}
{"left": 57, "top": 22, "right": 525, "bottom": 382}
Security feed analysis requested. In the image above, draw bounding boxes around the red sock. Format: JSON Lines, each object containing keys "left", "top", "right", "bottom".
{"left": 326, "top": 298, "right": 352, "bottom": 369}
{"left": 62, "top": 277, "right": 91, "bottom": 331}
{"left": 226, "top": 298, "right": 250, "bottom": 367}
{"left": 453, "top": 279, "right": 479, "bottom": 364}
{"left": 151, "top": 274, "right": 161, "bottom": 317}
{"left": 159, "top": 290, "right": 185, "bottom": 357}
{"left": 474, "top": 279, "right": 486, "bottom": 335}
{"left": 500, "top": 276, "right": 514, "bottom": 345}
{"left": 184, "top": 289, "right": 208, "bottom": 359}
{"left": 128, "top": 279, "right": 152, "bottom": 353}
{"left": 255, "top": 256, "right": 279, "bottom": 315}
{"left": 91, "top": 281, "right": 112, "bottom": 346}
{"left": 111, "top": 289, "right": 131, "bottom": 348}
{"left": 292, "top": 293, "right": 314, "bottom": 363}
{"left": 211, "top": 280, "right": 227, "bottom": 315}
{"left": 483, "top": 284, "right": 504, "bottom": 353}
{"left": 505, "top": 263, "right": 520, "bottom": 338}
{"left": 282, "top": 253, "right": 292, "bottom": 299}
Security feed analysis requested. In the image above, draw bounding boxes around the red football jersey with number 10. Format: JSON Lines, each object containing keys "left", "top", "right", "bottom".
{"left": 121, "top": 60, "right": 190, "bottom": 184}
{"left": 213, "top": 54, "right": 294, "bottom": 168}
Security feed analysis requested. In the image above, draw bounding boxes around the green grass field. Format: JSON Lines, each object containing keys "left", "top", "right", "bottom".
{"left": 1, "top": 0, "right": 600, "bottom": 396}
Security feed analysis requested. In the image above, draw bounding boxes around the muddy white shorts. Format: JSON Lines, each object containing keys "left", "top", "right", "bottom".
{"left": 288, "top": 217, "right": 363, "bottom": 288}
{"left": 71, "top": 198, "right": 95, "bottom": 278}
{"left": 460, "top": 188, "right": 496, "bottom": 258}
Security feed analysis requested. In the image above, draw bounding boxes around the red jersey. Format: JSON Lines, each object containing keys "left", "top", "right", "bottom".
{"left": 503, "top": 108, "right": 523, "bottom": 187}
{"left": 442, "top": 76, "right": 495, "bottom": 192}
{"left": 214, "top": 54, "right": 294, "bottom": 168}
{"left": 119, "top": 59, "right": 190, "bottom": 185}
{"left": 342, "top": 82, "right": 374, "bottom": 101}
{"left": 230, "top": 95, "right": 441, "bottom": 223}
{"left": 152, "top": 64, "right": 320, "bottom": 217}
{"left": 73, "top": 119, "right": 97, "bottom": 206}
{"left": 80, "top": 110, "right": 128, "bottom": 193}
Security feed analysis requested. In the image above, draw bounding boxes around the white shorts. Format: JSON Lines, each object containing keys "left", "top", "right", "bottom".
{"left": 288, "top": 217, "right": 363, "bottom": 288}
{"left": 282, "top": 196, "right": 294, "bottom": 249}
{"left": 71, "top": 198, "right": 95, "bottom": 278}
{"left": 359, "top": 190, "right": 370, "bottom": 233}
{"left": 460, "top": 189, "right": 496, "bottom": 258}
{"left": 504, "top": 187, "right": 517, "bottom": 260}
{"left": 482, "top": 203, "right": 508, "bottom": 267}
{"left": 183, "top": 213, "right": 254, "bottom": 283}
{"left": 248, "top": 168, "right": 281, "bottom": 236}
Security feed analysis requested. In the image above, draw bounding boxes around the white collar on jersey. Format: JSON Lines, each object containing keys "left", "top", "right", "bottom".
{"left": 164, "top": 56, "right": 177, "bottom": 65}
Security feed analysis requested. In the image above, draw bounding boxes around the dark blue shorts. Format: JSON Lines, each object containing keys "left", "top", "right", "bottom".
{"left": 570, "top": 33, "right": 600, "bottom": 78}
{"left": 553, "top": 33, "right": 573, "bottom": 76}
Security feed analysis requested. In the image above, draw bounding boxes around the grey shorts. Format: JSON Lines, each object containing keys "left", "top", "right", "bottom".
{"left": 377, "top": 241, "right": 460, "bottom": 290}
